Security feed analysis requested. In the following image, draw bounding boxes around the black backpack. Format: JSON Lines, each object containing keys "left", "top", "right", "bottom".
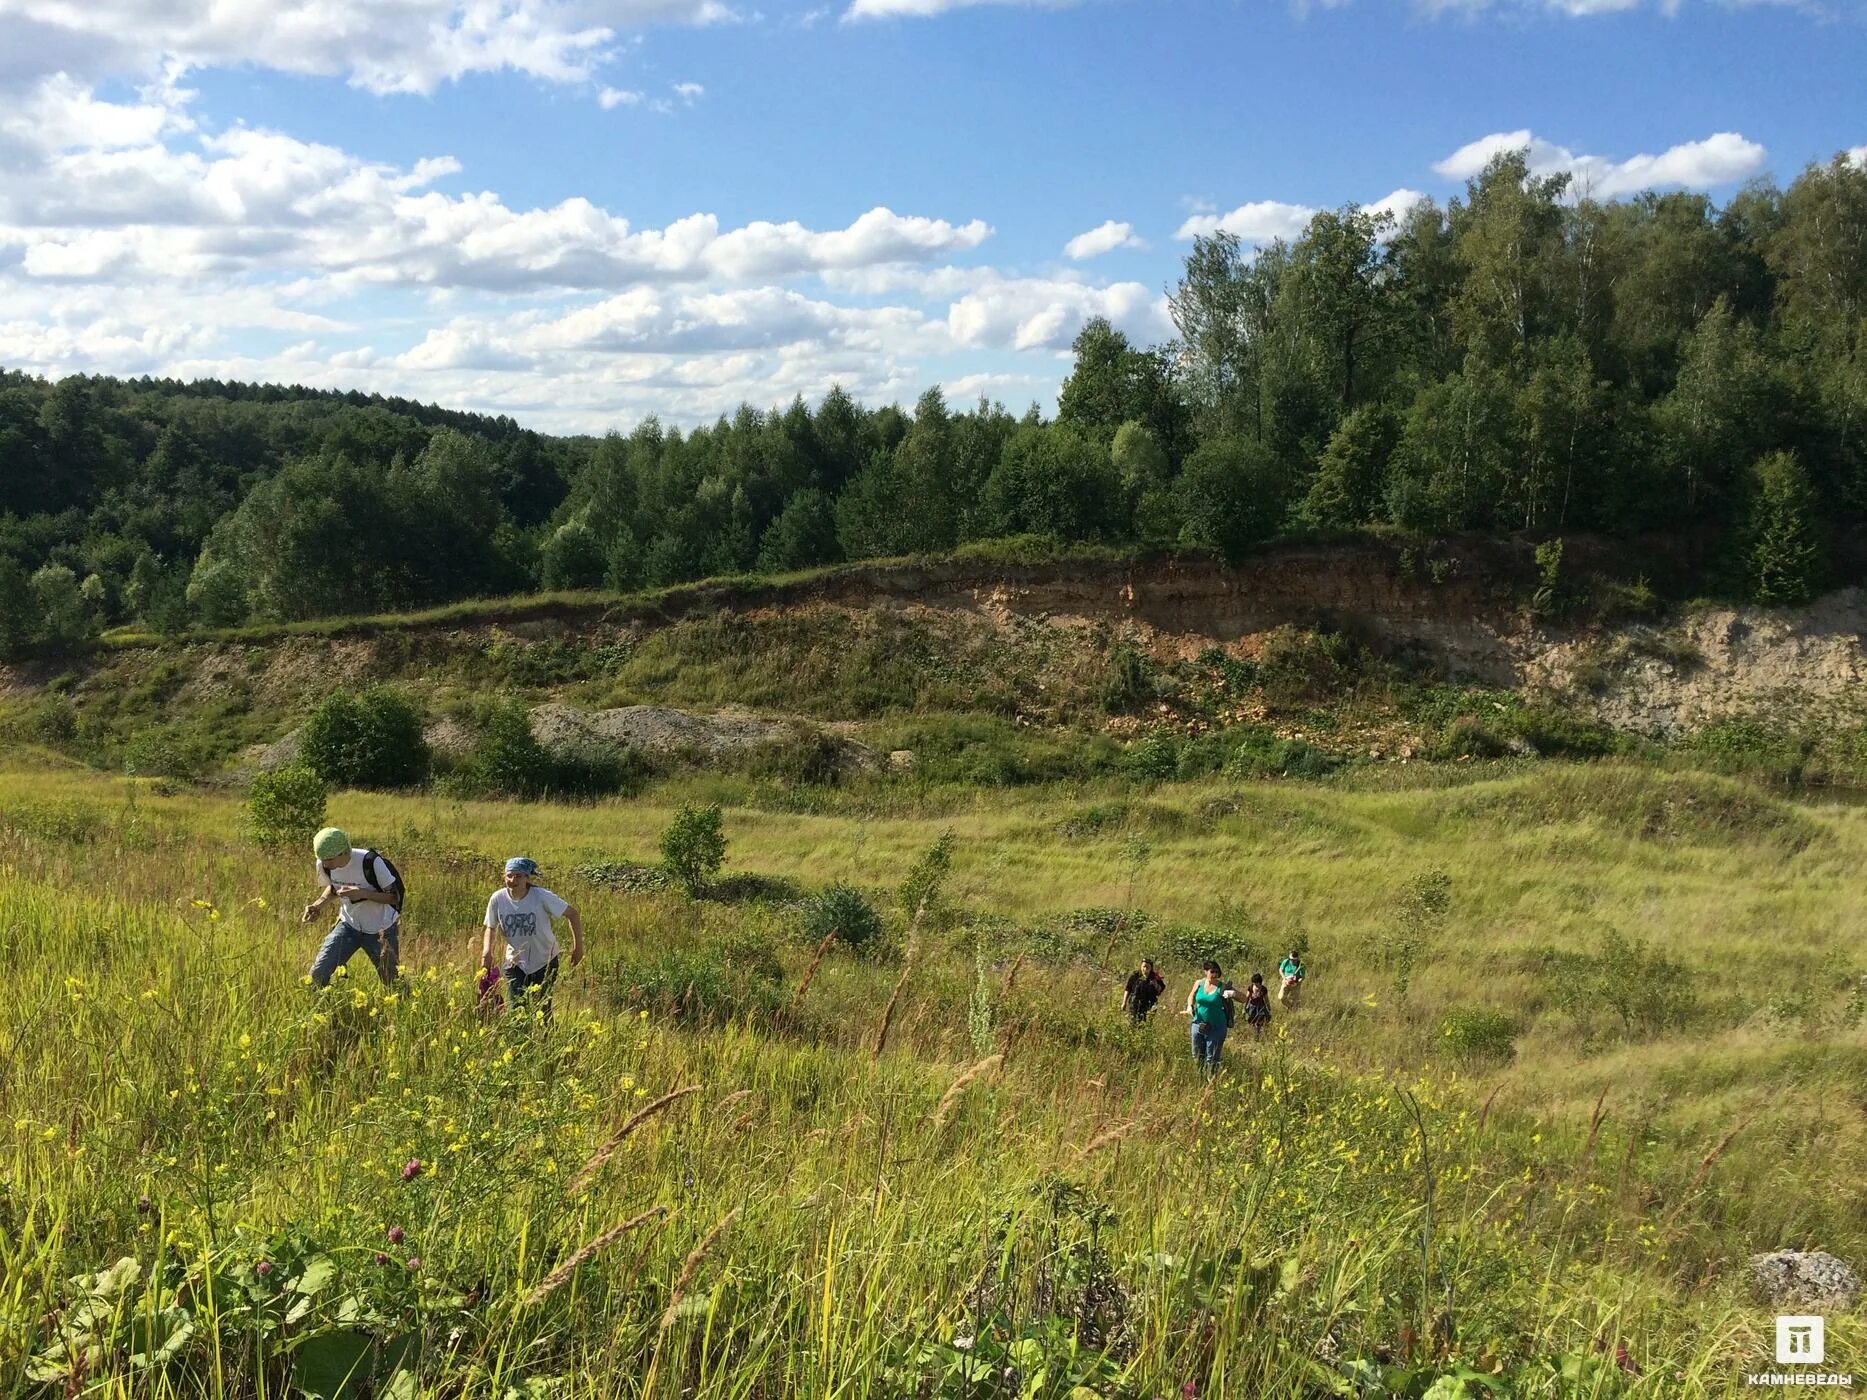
{"left": 360, "top": 849, "right": 405, "bottom": 912}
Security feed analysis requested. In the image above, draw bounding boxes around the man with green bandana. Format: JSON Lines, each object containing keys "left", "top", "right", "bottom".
{"left": 301, "top": 826, "right": 404, "bottom": 987}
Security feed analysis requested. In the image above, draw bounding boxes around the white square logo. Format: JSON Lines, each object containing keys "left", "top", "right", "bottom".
{"left": 1775, "top": 1315, "right": 1825, "bottom": 1365}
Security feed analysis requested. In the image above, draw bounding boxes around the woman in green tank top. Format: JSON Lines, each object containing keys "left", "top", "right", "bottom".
{"left": 1183, "top": 960, "right": 1234, "bottom": 1075}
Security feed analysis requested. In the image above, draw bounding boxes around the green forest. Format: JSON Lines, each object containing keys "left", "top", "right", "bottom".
{"left": 3, "top": 149, "right": 1863, "bottom": 656}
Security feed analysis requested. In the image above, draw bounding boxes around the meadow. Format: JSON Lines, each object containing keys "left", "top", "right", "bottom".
{"left": 1, "top": 754, "right": 1862, "bottom": 1398}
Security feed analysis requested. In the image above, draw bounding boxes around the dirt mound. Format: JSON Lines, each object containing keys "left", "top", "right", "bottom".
{"left": 528, "top": 703, "right": 875, "bottom": 768}
{"left": 1449, "top": 767, "right": 1823, "bottom": 851}
{"left": 1526, "top": 589, "right": 1867, "bottom": 737}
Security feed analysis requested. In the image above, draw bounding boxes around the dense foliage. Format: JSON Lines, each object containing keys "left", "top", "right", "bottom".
{"left": 3, "top": 150, "right": 1864, "bottom": 654}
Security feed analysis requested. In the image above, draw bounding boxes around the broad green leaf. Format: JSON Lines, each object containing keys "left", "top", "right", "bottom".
{"left": 294, "top": 1329, "right": 372, "bottom": 1400}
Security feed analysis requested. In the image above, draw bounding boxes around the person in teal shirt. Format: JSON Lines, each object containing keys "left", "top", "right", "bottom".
{"left": 1183, "top": 961, "right": 1236, "bottom": 1075}
{"left": 1278, "top": 950, "right": 1306, "bottom": 1008}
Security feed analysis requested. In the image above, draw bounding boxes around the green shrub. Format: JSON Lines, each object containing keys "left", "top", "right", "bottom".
{"left": 660, "top": 803, "right": 726, "bottom": 897}
{"left": 1430, "top": 716, "right": 1517, "bottom": 761}
{"left": 548, "top": 742, "right": 651, "bottom": 799}
{"left": 745, "top": 724, "right": 846, "bottom": 788}
{"left": 804, "top": 883, "right": 882, "bottom": 948}
{"left": 1538, "top": 932, "right": 1699, "bottom": 1040}
{"left": 1511, "top": 707, "right": 1624, "bottom": 759}
{"left": 1224, "top": 727, "right": 1339, "bottom": 779}
{"left": 245, "top": 766, "right": 327, "bottom": 851}
{"left": 0, "top": 800, "right": 104, "bottom": 844}
{"left": 601, "top": 942, "right": 782, "bottom": 1026}
{"left": 1155, "top": 921, "right": 1260, "bottom": 974}
{"left": 572, "top": 860, "right": 673, "bottom": 893}
{"left": 606, "top": 941, "right": 783, "bottom": 1025}
{"left": 1126, "top": 729, "right": 1181, "bottom": 781}
{"left": 1255, "top": 627, "right": 1362, "bottom": 705}
{"left": 878, "top": 715, "right": 1124, "bottom": 787}
{"left": 299, "top": 687, "right": 429, "bottom": 789}
{"left": 1438, "top": 1008, "right": 1518, "bottom": 1062}
{"left": 899, "top": 830, "right": 956, "bottom": 920}
{"left": 1100, "top": 643, "right": 1158, "bottom": 713}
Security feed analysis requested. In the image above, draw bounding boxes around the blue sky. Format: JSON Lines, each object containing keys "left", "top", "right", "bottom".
{"left": 0, "top": 0, "right": 1862, "bottom": 432}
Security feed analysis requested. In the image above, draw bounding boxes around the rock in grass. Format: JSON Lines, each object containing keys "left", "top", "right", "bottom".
{"left": 1748, "top": 1250, "right": 1860, "bottom": 1309}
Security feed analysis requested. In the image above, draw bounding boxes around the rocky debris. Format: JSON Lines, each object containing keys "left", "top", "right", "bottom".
{"left": 1526, "top": 588, "right": 1867, "bottom": 738}
{"left": 528, "top": 703, "right": 874, "bottom": 769}
{"left": 888, "top": 749, "right": 916, "bottom": 771}
{"left": 1748, "top": 1250, "right": 1861, "bottom": 1310}
{"left": 530, "top": 702, "right": 785, "bottom": 756}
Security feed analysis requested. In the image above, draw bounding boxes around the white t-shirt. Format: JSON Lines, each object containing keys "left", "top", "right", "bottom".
{"left": 319, "top": 849, "right": 399, "bottom": 934}
{"left": 484, "top": 885, "right": 570, "bottom": 974}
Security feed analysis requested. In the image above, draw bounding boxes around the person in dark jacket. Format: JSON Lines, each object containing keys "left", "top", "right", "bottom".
{"left": 1122, "top": 957, "right": 1167, "bottom": 1024}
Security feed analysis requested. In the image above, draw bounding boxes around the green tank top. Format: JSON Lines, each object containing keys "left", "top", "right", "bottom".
{"left": 1192, "top": 982, "right": 1228, "bottom": 1027}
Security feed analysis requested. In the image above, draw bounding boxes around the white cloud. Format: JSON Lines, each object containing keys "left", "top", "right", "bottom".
{"left": 1369, "top": 187, "right": 1431, "bottom": 224}
{"left": 0, "top": 0, "right": 739, "bottom": 95}
{"left": 1414, "top": 0, "right": 1821, "bottom": 14}
{"left": 1063, "top": 220, "right": 1146, "bottom": 260}
{"left": 0, "top": 86, "right": 994, "bottom": 294}
{"left": 598, "top": 87, "right": 645, "bottom": 109}
{"left": 1433, "top": 129, "right": 1767, "bottom": 197}
{"left": 846, "top": 0, "right": 1077, "bottom": 18}
{"left": 945, "top": 276, "right": 1171, "bottom": 351}
{"left": 673, "top": 81, "right": 706, "bottom": 101}
{"left": 1847, "top": 145, "right": 1867, "bottom": 169}
{"left": 1175, "top": 199, "right": 1314, "bottom": 244}
{"left": 0, "top": 72, "right": 1160, "bottom": 431}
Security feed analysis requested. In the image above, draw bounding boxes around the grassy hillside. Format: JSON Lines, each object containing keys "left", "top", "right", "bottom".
{"left": 2, "top": 759, "right": 1861, "bottom": 1396}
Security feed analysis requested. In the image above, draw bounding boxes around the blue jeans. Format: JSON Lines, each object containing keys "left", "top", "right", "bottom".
{"left": 310, "top": 920, "right": 400, "bottom": 987}
{"left": 1191, "top": 1019, "right": 1227, "bottom": 1074}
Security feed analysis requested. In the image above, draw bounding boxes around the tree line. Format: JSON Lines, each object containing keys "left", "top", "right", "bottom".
{"left": 2, "top": 148, "right": 1862, "bottom": 656}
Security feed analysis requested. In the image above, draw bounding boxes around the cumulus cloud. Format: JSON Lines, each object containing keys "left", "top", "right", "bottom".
{"left": 0, "top": 0, "right": 739, "bottom": 95}
{"left": 1848, "top": 145, "right": 1867, "bottom": 169}
{"left": 1174, "top": 199, "right": 1313, "bottom": 243}
{"left": 845, "top": 0, "right": 1078, "bottom": 18}
{"left": 0, "top": 72, "right": 1164, "bottom": 431}
{"left": 1433, "top": 129, "right": 1767, "bottom": 197}
{"left": 945, "top": 275, "right": 1171, "bottom": 352}
{"left": 1174, "top": 188, "right": 1424, "bottom": 243}
{"left": 1063, "top": 220, "right": 1146, "bottom": 260}
{"left": 0, "top": 89, "right": 993, "bottom": 294}
{"left": 1414, "top": 0, "right": 1824, "bottom": 14}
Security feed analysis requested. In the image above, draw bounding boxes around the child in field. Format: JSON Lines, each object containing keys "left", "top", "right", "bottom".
{"left": 1122, "top": 957, "right": 1167, "bottom": 1025}
{"left": 1243, "top": 972, "right": 1272, "bottom": 1039}
{"left": 1278, "top": 949, "right": 1306, "bottom": 1008}
{"left": 301, "top": 827, "right": 405, "bottom": 987}
{"left": 481, "top": 857, "right": 584, "bottom": 1016}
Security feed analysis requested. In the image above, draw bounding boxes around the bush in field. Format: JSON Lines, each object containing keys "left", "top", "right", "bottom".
{"left": 1127, "top": 729, "right": 1181, "bottom": 781}
{"left": 1439, "top": 1008, "right": 1518, "bottom": 1062}
{"left": 447, "top": 698, "right": 648, "bottom": 799}
{"left": 660, "top": 803, "right": 726, "bottom": 897}
{"left": 246, "top": 766, "right": 327, "bottom": 850}
{"left": 1224, "top": 727, "right": 1339, "bottom": 779}
{"left": 602, "top": 941, "right": 782, "bottom": 1025}
{"left": 299, "top": 687, "right": 429, "bottom": 789}
{"left": 1539, "top": 931, "right": 1699, "bottom": 1040}
{"left": 806, "top": 883, "right": 882, "bottom": 949}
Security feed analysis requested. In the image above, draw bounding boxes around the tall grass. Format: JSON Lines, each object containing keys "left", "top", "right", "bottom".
{"left": 0, "top": 760, "right": 1861, "bottom": 1396}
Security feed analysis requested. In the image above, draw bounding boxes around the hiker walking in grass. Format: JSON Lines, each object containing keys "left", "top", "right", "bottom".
{"left": 1122, "top": 957, "right": 1167, "bottom": 1025}
{"left": 302, "top": 827, "right": 405, "bottom": 987}
{"left": 1278, "top": 949, "right": 1306, "bottom": 1009}
{"left": 1243, "top": 972, "right": 1272, "bottom": 1040}
{"left": 482, "top": 857, "right": 584, "bottom": 1016}
{"left": 1183, "top": 961, "right": 1236, "bottom": 1075}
